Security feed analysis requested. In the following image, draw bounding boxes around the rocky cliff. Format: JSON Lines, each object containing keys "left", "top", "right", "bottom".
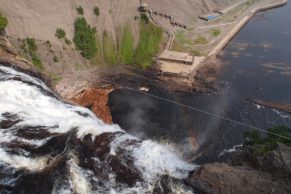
{"left": 70, "top": 87, "right": 113, "bottom": 124}
{"left": 186, "top": 141, "right": 291, "bottom": 194}
{"left": 186, "top": 162, "right": 291, "bottom": 194}
{"left": 0, "top": 0, "right": 237, "bottom": 44}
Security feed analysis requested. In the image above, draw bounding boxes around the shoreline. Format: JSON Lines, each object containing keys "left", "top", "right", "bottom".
{"left": 208, "top": 0, "right": 288, "bottom": 57}
{"left": 251, "top": 99, "right": 291, "bottom": 114}
{"left": 154, "top": 0, "right": 288, "bottom": 83}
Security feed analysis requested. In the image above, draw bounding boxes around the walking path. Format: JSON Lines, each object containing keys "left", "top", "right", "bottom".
{"left": 195, "top": 22, "right": 235, "bottom": 30}
{"left": 148, "top": 10, "right": 174, "bottom": 50}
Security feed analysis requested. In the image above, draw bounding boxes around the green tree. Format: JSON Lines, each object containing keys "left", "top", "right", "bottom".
{"left": 25, "top": 37, "right": 43, "bottom": 69}
{"left": 76, "top": 6, "right": 84, "bottom": 15}
{"left": 55, "top": 28, "right": 66, "bottom": 39}
{"left": 73, "top": 17, "right": 97, "bottom": 59}
{"left": 94, "top": 7, "right": 100, "bottom": 16}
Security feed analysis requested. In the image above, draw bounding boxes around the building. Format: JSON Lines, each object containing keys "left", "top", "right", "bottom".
{"left": 199, "top": 13, "right": 220, "bottom": 21}
{"left": 157, "top": 50, "right": 205, "bottom": 77}
{"left": 139, "top": 0, "right": 148, "bottom": 12}
{"left": 158, "top": 50, "right": 194, "bottom": 65}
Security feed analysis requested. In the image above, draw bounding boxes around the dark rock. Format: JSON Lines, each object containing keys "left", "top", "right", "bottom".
{"left": 277, "top": 143, "right": 291, "bottom": 176}
{"left": 108, "top": 154, "right": 141, "bottom": 187}
{"left": 186, "top": 163, "right": 291, "bottom": 194}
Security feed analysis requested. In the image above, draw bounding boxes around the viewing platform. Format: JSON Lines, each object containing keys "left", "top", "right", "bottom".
{"left": 157, "top": 50, "right": 205, "bottom": 78}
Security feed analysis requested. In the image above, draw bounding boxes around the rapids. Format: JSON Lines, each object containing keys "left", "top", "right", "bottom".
{"left": 0, "top": 64, "right": 196, "bottom": 193}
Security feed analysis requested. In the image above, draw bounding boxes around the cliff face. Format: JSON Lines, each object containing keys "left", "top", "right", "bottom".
{"left": 0, "top": 36, "right": 32, "bottom": 69}
{"left": 186, "top": 163, "right": 291, "bottom": 194}
{"left": 0, "top": 0, "right": 237, "bottom": 44}
{"left": 0, "top": 0, "right": 240, "bottom": 75}
{"left": 0, "top": 0, "right": 140, "bottom": 47}
{"left": 55, "top": 77, "right": 113, "bottom": 124}
{"left": 186, "top": 143, "right": 291, "bottom": 194}
{"left": 70, "top": 87, "right": 113, "bottom": 124}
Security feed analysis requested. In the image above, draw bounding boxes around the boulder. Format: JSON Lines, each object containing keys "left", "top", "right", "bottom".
{"left": 186, "top": 163, "right": 291, "bottom": 194}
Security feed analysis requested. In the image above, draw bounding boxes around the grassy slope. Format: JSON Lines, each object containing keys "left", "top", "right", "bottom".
{"left": 118, "top": 24, "right": 134, "bottom": 65}
{"left": 133, "top": 20, "right": 163, "bottom": 68}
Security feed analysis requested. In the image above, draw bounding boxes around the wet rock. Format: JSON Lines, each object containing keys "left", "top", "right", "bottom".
{"left": 108, "top": 154, "right": 141, "bottom": 187}
{"left": 186, "top": 163, "right": 291, "bottom": 194}
{"left": 251, "top": 99, "right": 291, "bottom": 114}
{"left": 70, "top": 87, "right": 113, "bottom": 124}
{"left": 56, "top": 78, "right": 113, "bottom": 124}
{"left": 92, "top": 132, "right": 122, "bottom": 160}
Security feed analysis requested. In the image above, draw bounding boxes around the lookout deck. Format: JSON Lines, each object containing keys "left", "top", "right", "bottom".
{"left": 157, "top": 50, "right": 205, "bottom": 77}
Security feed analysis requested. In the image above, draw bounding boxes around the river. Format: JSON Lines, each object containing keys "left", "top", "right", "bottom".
{"left": 108, "top": 2, "right": 291, "bottom": 163}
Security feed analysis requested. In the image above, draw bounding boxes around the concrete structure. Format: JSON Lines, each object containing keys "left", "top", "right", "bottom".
{"left": 139, "top": 3, "right": 148, "bottom": 11}
{"left": 199, "top": 13, "right": 220, "bottom": 21}
{"left": 139, "top": 0, "right": 148, "bottom": 11}
{"left": 157, "top": 50, "right": 206, "bottom": 77}
{"left": 158, "top": 50, "right": 194, "bottom": 65}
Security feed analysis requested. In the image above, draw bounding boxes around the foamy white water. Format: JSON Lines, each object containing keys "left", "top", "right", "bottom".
{"left": 0, "top": 65, "right": 196, "bottom": 193}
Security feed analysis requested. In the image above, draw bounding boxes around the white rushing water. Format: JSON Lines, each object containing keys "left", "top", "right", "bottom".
{"left": 0, "top": 65, "right": 196, "bottom": 193}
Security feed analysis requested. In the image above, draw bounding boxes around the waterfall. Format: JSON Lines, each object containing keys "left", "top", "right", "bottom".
{"left": 0, "top": 64, "right": 196, "bottom": 193}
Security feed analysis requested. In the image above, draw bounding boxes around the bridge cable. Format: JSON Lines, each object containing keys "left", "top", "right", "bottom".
{"left": 105, "top": 81, "right": 291, "bottom": 141}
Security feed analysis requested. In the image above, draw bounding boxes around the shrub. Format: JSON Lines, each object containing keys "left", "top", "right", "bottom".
{"left": 94, "top": 7, "right": 100, "bottom": 16}
{"left": 76, "top": 6, "right": 84, "bottom": 15}
{"left": 0, "top": 12, "right": 8, "bottom": 31}
{"left": 53, "top": 56, "right": 59, "bottom": 62}
{"left": 212, "top": 29, "right": 221, "bottom": 37}
{"left": 194, "top": 36, "right": 208, "bottom": 45}
{"left": 245, "top": 126, "right": 291, "bottom": 156}
{"left": 46, "top": 40, "right": 52, "bottom": 48}
{"left": 26, "top": 37, "right": 37, "bottom": 51}
{"left": 64, "top": 38, "right": 71, "bottom": 45}
{"left": 140, "top": 13, "right": 149, "bottom": 24}
{"left": 55, "top": 28, "right": 66, "bottom": 39}
{"left": 25, "top": 37, "right": 43, "bottom": 69}
{"left": 73, "top": 17, "right": 97, "bottom": 59}
{"left": 118, "top": 25, "right": 134, "bottom": 64}
{"left": 31, "top": 54, "right": 43, "bottom": 69}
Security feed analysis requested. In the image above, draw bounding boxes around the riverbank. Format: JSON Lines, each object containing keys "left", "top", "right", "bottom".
{"left": 151, "top": 0, "right": 288, "bottom": 82}
{"left": 251, "top": 99, "right": 291, "bottom": 114}
{"left": 208, "top": 0, "right": 288, "bottom": 56}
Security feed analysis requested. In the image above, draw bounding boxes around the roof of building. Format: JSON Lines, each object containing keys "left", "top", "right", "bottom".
{"left": 158, "top": 50, "right": 193, "bottom": 63}
{"left": 141, "top": 3, "right": 148, "bottom": 7}
{"left": 199, "top": 13, "right": 220, "bottom": 21}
